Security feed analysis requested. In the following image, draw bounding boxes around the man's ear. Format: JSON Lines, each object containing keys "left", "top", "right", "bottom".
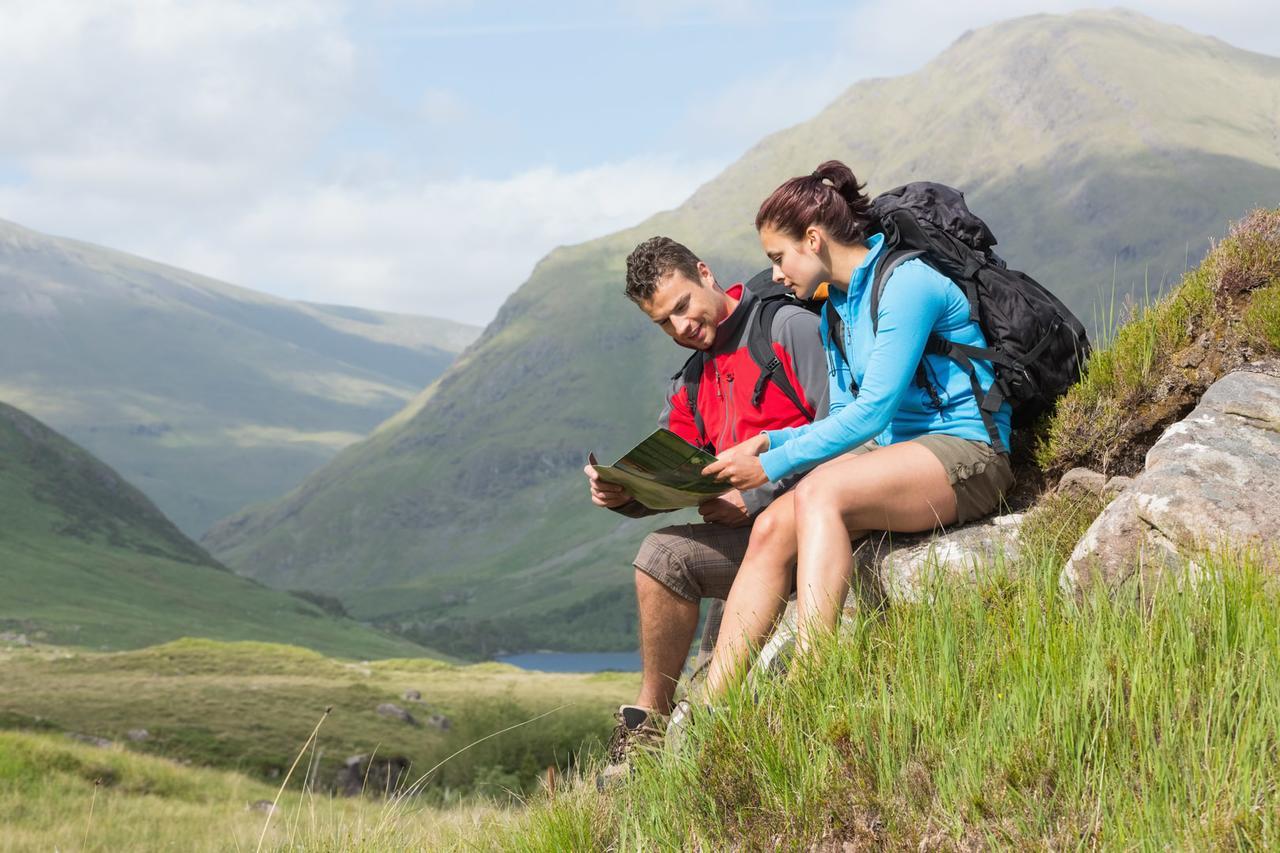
{"left": 697, "top": 260, "right": 715, "bottom": 287}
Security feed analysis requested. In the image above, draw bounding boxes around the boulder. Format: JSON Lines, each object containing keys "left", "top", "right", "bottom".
{"left": 425, "top": 713, "right": 451, "bottom": 731}
{"left": 68, "top": 733, "right": 113, "bottom": 749}
{"left": 402, "top": 689, "right": 422, "bottom": 702}
{"left": 335, "top": 753, "right": 412, "bottom": 797}
{"left": 853, "top": 513, "right": 1025, "bottom": 603}
{"left": 1058, "top": 467, "right": 1107, "bottom": 498}
{"left": 125, "top": 728, "right": 150, "bottom": 742}
{"left": 1102, "top": 475, "right": 1133, "bottom": 498}
{"left": 375, "top": 702, "right": 416, "bottom": 725}
{"left": 1062, "top": 365, "right": 1280, "bottom": 595}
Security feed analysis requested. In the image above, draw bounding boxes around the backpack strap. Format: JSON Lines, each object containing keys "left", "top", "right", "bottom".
{"left": 823, "top": 300, "right": 857, "bottom": 396}
{"left": 747, "top": 298, "right": 811, "bottom": 417}
{"left": 868, "top": 249, "right": 925, "bottom": 335}
{"left": 922, "top": 336, "right": 1009, "bottom": 455}
{"left": 673, "top": 352, "right": 709, "bottom": 449}
{"left": 869, "top": 248, "right": 1008, "bottom": 454}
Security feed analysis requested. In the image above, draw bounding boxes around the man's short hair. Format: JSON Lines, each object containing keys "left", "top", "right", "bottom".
{"left": 624, "top": 237, "right": 702, "bottom": 304}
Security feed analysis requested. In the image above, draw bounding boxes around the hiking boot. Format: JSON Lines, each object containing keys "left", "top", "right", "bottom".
{"left": 595, "top": 705, "right": 664, "bottom": 791}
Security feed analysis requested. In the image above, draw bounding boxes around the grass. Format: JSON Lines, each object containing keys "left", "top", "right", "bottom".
{"left": 1038, "top": 208, "right": 1280, "bottom": 476}
{"left": 0, "top": 638, "right": 638, "bottom": 801}
{"left": 0, "top": 729, "right": 509, "bottom": 852}
{"left": 493, "top": 499, "right": 1280, "bottom": 850}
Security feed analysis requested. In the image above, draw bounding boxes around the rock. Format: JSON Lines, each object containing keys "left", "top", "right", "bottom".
{"left": 1063, "top": 366, "right": 1280, "bottom": 595}
{"left": 425, "top": 713, "right": 451, "bottom": 731}
{"left": 335, "top": 753, "right": 412, "bottom": 797}
{"left": 0, "top": 631, "right": 30, "bottom": 646}
{"left": 375, "top": 702, "right": 416, "bottom": 725}
{"left": 402, "top": 689, "right": 422, "bottom": 702}
{"left": 125, "top": 728, "right": 150, "bottom": 742}
{"left": 1058, "top": 467, "right": 1107, "bottom": 498}
{"left": 68, "top": 733, "right": 113, "bottom": 748}
{"left": 247, "top": 800, "right": 276, "bottom": 814}
{"left": 853, "top": 513, "right": 1025, "bottom": 603}
{"left": 1102, "top": 475, "right": 1133, "bottom": 498}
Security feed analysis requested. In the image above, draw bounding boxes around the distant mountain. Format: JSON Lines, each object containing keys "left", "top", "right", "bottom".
{"left": 0, "top": 399, "right": 431, "bottom": 658}
{"left": 205, "top": 10, "right": 1280, "bottom": 656}
{"left": 0, "top": 219, "right": 480, "bottom": 535}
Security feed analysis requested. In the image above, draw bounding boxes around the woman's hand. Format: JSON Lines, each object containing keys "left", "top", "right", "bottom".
{"left": 702, "top": 434, "right": 770, "bottom": 491}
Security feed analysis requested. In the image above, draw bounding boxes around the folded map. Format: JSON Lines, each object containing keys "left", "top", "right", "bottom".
{"left": 590, "top": 429, "right": 728, "bottom": 510}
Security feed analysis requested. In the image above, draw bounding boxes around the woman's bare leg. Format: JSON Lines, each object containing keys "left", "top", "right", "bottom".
{"left": 792, "top": 441, "right": 957, "bottom": 648}
{"left": 700, "top": 492, "right": 798, "bottom": 697}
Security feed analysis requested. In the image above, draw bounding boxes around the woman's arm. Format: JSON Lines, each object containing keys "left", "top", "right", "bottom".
{"left": 758, "top": 262, "right": 950, "bottom": 482}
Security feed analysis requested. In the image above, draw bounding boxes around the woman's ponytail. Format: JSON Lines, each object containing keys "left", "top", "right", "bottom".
{"left": 756, "top": 159, "right": 874, "bottom": 245}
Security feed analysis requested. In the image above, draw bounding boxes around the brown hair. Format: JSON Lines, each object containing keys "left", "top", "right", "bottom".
{"left": 624, "top": 236, "right": 702, "bottom": 304}
{"left": 755, "top": 160, "right": 874, "bottom": 245}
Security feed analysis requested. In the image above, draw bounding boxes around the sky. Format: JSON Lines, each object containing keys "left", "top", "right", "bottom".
{"left": 0, "top": 1, "right": 1276, "bottom": 326}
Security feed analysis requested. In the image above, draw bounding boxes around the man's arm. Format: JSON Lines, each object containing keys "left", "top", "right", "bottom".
{"left": 599, "top": 373, "right": 699, "bottom": 518}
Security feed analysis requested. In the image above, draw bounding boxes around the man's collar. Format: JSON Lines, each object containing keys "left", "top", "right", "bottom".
{"left": 707, "top": 282, "right": 754, "bottom": 353}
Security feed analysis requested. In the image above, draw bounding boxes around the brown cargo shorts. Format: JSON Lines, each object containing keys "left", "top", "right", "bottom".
{"left": 847, "top": 434, "right": 1014, "bottom": 525}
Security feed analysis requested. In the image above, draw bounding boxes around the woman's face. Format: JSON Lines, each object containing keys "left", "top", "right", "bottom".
{"left": 759, "top": 224, "right": 828, "bottom": 300}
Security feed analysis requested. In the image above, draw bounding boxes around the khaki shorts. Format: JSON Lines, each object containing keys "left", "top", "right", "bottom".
{"left": 848, "top": 434, "right": 1014, "bottom": 525}
{"left": 633, "top": 523, "right": 752, "bottom": 659}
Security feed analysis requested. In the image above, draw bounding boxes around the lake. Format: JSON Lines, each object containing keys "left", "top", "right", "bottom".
{"left": 496, "top": 651, "right": 642, "bottom": 673}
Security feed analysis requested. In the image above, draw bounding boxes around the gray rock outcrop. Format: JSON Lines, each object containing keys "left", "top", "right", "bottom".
{"left": 853, "top": 513, "right": 1025, "bottom": 603}
{"left": 375, "top": 702, "right": 416, "bottom": 725}
{"left": 1062, "top": 365, "right": 1280, "bottom": 594}
{"left": 335, "top": 753, "right": 412, "bottom": 797}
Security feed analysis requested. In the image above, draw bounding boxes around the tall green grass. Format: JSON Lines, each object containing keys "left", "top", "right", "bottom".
{"left": 497, "top": 523, "right": 1280, "bottom": 849}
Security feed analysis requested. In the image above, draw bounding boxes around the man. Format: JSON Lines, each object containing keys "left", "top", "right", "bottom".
{"left": 584, "top": 236, "right": 828, "bottom": 780}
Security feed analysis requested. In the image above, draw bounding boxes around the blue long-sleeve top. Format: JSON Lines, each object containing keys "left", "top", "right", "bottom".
{"left": 759, "top": 233, "right": 1012, "bottom": 482}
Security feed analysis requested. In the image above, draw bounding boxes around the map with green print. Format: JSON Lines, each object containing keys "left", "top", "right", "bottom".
{"left": 590, "top": 429, "right": 728, "bottom": 510}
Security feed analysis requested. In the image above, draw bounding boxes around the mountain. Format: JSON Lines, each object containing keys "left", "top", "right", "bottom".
{"left": 0, "top": 219, "right": 480, "bottom": 536}
{"left": 204, "top": 10, "right": 1280, "bottom": 656}
{"left": 0, "top": 399, "right": 431, "bottom": 658}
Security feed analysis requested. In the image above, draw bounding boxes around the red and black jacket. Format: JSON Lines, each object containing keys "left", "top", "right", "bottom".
{"left": 618, "top": 282, "right": 828, "bottom": 518}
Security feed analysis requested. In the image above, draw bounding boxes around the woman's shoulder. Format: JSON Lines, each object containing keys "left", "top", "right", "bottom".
{"left": 880, "top": 256, "right": 961, "bottom": 306}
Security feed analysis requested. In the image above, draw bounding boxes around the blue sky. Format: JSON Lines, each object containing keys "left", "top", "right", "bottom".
{"left": 0, "top": 1, "right": 1275, "bottom": 324}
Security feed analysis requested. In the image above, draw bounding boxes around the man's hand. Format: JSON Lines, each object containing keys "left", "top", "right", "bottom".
{"left": 702, "top": 433, "right": 770, "bottom": 491}
{"left": 583, "top": 463, "right": 634, "bottom": 508}
{"left": 698, "top": 489, "right": 751, "bottom": 527}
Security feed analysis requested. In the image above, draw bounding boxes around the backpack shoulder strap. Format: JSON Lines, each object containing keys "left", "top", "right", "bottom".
{"left": 672, "top": 351, "right": 708, "bottom": 447}
{"left": 868, "top": 249, "right": 925, "bottom": 334}
{"left": 746, "top": 298, "right": 811, "bottom": 417}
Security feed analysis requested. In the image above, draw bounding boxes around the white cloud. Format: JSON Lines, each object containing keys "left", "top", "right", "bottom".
{"left": 1, "top": 0, "right": 1277, "bottom": 330}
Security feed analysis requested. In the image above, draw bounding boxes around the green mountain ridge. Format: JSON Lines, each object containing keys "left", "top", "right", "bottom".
{"left": 205, "top": 10, "right": 1280, "bottom": 656}
{"left": 0, "top": 217, "right": 481, "bottom": 536}
{"left": 0, "top": 399, "right": 432, "bottom": 658}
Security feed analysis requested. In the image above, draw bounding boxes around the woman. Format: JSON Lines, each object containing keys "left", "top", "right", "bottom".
{"left": 698, "top": 160, "right": 1015, "bottom": 697}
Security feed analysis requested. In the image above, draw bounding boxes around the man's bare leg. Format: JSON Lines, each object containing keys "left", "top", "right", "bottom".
{"left": 633, "top": 568, "right": 700, "bottom": 714}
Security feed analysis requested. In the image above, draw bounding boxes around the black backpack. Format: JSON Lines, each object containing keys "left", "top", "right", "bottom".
{"left": 824, "top": 181, "right": 1090, "bottom": 454}
{"left": 674, "top": 270, "right": 820, "bottom": 450}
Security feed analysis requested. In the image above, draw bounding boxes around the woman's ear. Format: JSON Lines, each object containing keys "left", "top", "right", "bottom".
{"left": 805, "top": 225, "right": 823, "bottom": 254}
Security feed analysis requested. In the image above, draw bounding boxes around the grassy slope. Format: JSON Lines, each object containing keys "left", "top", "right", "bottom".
{"left": 0, "top": 218, "right": 480, "bottom": 536}
{"left": 491, "top": 207, "right": 1280, "bottom": 851}
{"left": 0, "top": 400, "right": 430, "bottom": 658}
{"left": 0, "top": 729, "right": 508, "bottom": 852}
{"left": 0, "top": 638, "right": 636, "bottom": 802}
{"left": 206, "top": 10, "right": 1280, "bottom": 654}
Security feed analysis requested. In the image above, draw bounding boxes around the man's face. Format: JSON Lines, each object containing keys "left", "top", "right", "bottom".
{"left": 638, "top": 263, "right": 726, "bottom": 351}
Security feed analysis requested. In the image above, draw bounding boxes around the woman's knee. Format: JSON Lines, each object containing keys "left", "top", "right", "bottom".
{"left": 747, "top": 505, "right": 793, "bottom": 552}
{"left": 793, "top": 471, "right": 850, "bottom": 517}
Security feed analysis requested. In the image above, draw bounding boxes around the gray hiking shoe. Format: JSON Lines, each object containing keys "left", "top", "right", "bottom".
{"left": 595, "top": 705, "right": 664, "bottom": 791}
{"left": 664, "top": 697, "right": 716, "bottom": 756}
